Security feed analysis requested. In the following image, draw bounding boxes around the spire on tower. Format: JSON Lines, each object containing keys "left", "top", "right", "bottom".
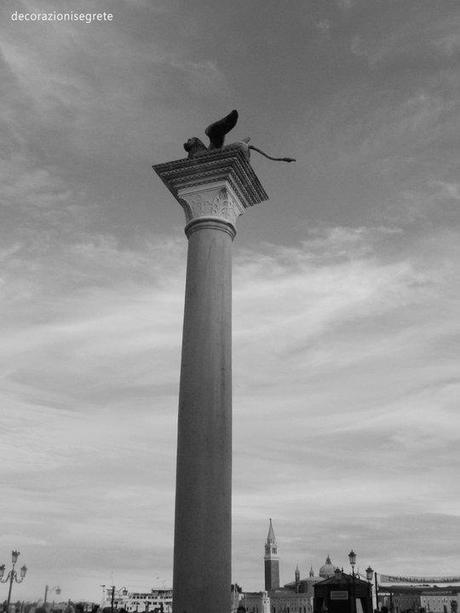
{"left": 266, "top": 518, "right": 276, "bottom": 544}
{"left": 295, "top": 564, "right": 300, "bottom": 593}
{"left": 265, "top": 519, "right": 278, "bottom": 557}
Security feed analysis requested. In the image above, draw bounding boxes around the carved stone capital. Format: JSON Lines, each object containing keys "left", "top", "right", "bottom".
{"left": 153, "top": 147, "right": 269, "bottom": 234}
{"left": 178, "top": 182, "right": 245, "bottom": 232}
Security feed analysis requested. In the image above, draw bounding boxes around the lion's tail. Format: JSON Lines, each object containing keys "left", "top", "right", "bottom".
{"left": 249, "top": 145, "right": 296, "bottom": 163}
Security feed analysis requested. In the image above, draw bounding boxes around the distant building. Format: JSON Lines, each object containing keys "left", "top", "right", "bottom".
{"left": 378, "top": 586, "right": 460, "bottom": 613}
{"left": 240, "top": 519, "right": 460, "bottom": 613}
{"left": 242, "top": 591, "right": 271, "bottom": 613}
{"left": 313, "top": 568, "right": 373, "bottom": 613}
{"left": 102, "top": 588, "right": 172, "bottom": 613}
{"left": 420, "top": 587, "right": 459, "bottom": 613}
{"left": 377, "top": 575, "right": 460, "bottom": 613}
{"left": 242, "top": 519, "right": 335, "bottom": 613}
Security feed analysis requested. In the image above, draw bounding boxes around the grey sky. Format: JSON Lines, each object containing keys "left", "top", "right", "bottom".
{"left": 1, "top": 0, "right": 459, "bottom": 602}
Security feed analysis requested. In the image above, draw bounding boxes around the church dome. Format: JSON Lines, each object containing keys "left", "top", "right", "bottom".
{"left": 319, "top": 555, "right": 336, "bottom": 578}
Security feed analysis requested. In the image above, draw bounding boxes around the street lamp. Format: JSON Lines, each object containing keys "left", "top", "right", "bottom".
{"left": 110, "top": 586, "right": 115, "bottom": 613}
{"left": 366, "top": 567, "right": 374, "bottom": 613}
{"left": 373, "top": 572, "right": 379, "bottom": 613}
{"left": 44, "top": 585, "right": 61, "bottom": 607}
{"left": 108, "top": 586, "right": 128, "bottom": 613}
{"left": 0, "top": 551, "right": 27, "bottom": 613}
{"left": 348, "top": 551, "right": 357, "bottom": 613}
{"left": 348, "top": 551, "right": 357, "bottom": 571}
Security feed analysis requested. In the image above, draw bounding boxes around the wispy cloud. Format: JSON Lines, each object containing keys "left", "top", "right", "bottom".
{"left": 349, "top": 11, "right": 460, "bottom": 67}
{"left": 2, "top": 220, "right": 458, "bottom": 592}
{"left": 1, "top": 0, "right": 459, "bottom": 599}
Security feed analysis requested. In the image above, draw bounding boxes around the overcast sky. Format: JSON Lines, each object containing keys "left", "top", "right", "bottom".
{"left": 1, "top": 0, "right": 459, "bottom": 603}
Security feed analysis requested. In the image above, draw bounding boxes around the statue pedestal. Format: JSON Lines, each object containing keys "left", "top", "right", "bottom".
{"left": 154, "top": 148, "right": 267, "bottom": 613}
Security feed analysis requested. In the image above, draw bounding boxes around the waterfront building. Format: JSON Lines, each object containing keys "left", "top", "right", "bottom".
{"left": 102, "top": 588, "right": 172, "bottom": 613}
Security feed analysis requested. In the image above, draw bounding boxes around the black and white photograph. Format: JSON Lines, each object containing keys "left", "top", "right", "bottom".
{"left": 1, "top": 1, "right": 459, "bottom": 612}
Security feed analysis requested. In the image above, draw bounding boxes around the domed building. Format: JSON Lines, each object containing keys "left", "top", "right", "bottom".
{"left": 319, "top": 555, "right": 336, "bottom": 579}
{"left": 239, "top": 520, "right": 460, "bottom": 613}
{"left": 240, "top": 522, "right": 339, "bottom": 613}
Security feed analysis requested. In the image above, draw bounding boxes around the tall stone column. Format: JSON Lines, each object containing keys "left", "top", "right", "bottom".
{"left": 154, "top": 146, "right": 267, "bottom": 613}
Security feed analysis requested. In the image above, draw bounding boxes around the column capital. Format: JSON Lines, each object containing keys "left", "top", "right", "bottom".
{"left": 178, "top": 182, "right": 242, "bottom": 237}
{"left": 153, "top": 145, "right": 269, "bottom": 231}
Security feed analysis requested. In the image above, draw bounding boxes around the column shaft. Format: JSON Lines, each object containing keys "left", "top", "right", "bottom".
{"left": 173, "top": 219, "right": 234, "bottom": 613}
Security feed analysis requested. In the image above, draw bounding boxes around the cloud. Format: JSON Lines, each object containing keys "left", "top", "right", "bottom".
{"left": 0, "top": 214, "right": 459, "bottom": 595}
{"left": 336, "top": 0, "right": 357, "bottom": 9}
{"left": 173, "top": 58, "right": 229, "bottom": 95}
{"left": 0, "top": 154, "right": 75, "bottom": 213}
{"left": 0, "top": 0, "right": 230, "bottom": 177}
{"left": 229, "top": 226, "right": 459, "bottom": 583}
{"left": 1, "top": 0, "right": 459, "bottom": 598}
{"left": 431, "top": 180, "right": 460, "bottom": 201}
{"left": 315, "top": 20, "right": 331, "bottom": 36}
{"left": 349, "top": 10, "right": 460, "bottom": 68}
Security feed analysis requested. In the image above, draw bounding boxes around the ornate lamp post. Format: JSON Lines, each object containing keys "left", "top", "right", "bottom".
{"left": 110, "top": 586, "right": 116, "bottom": 613}
{"left": 108, "top": 586, "right": 128, "bottom": 613}
{"left": 0, "top": 551, "right": 27, "bottom": 612}
{"left": 349, "top": 550, "right": 357, "bottom": 613}
{"left": 372, "top": 571, "right": 379, "bottom": 612}
{"left": 366, "top": 567, "right": 374, "bottom": 613}
{"left": 44, "top": 586, "right": 61, "bottom": 608}
{"left": 348, "top": 550, "right": 357, "bottom": 572}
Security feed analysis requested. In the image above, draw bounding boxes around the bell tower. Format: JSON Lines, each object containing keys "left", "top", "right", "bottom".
{"left": 264, "top": 518, "right": 280, "bottom": 591}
